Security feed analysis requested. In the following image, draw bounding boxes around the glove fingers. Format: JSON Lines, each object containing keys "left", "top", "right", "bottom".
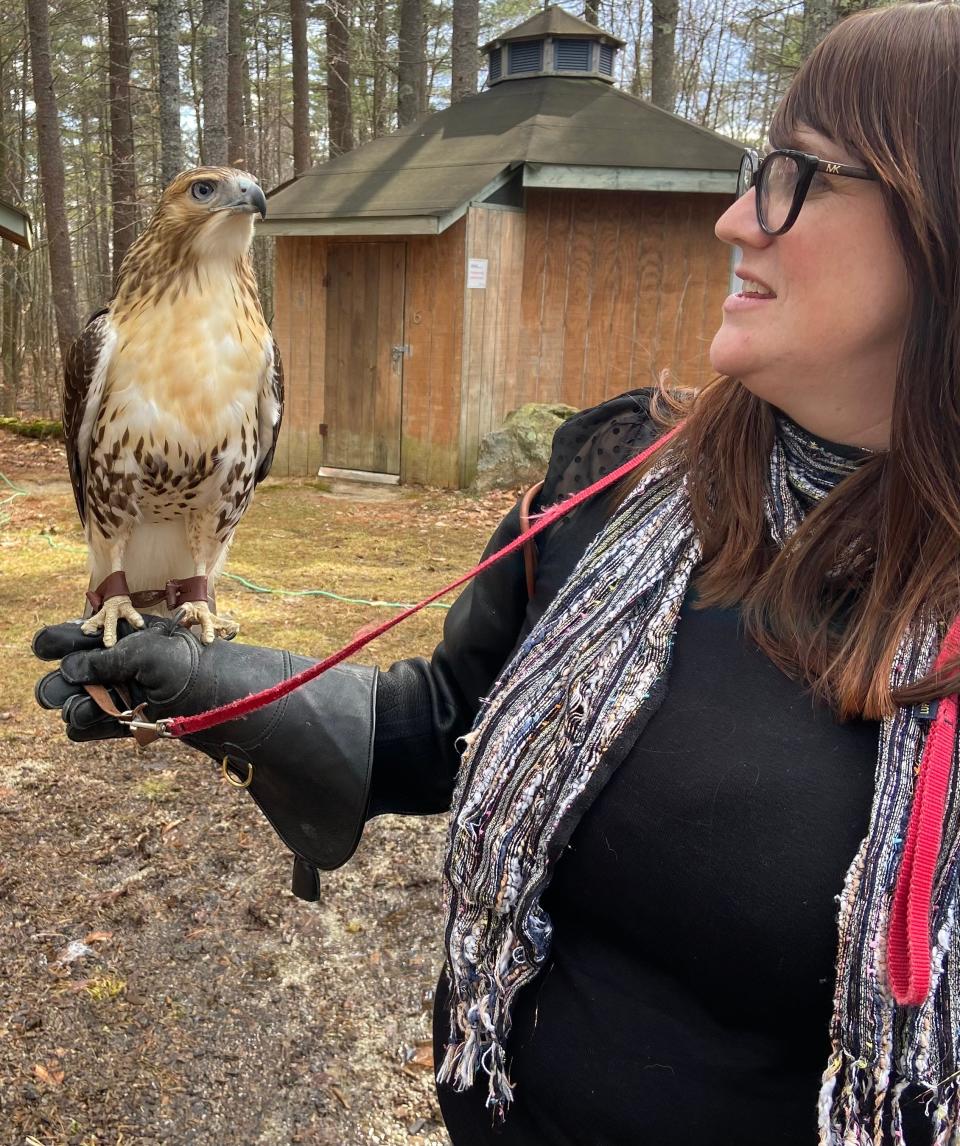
{"left": 61, "top": 697, "right": 130, "bottom": 741}
{"left": 33, "top": 614, "right": 172, "bottom": 661}
{"left": 66, "top": 720, "right": 130, "bottom": 743}
{"left": 32, "top": 621, "right": 101, "bottom": 661}
{"left": 61, "top": 691, "right": 130, "bottom": 735}
{"left": 60, "top": 642, "right": 137, "bottom": 687}
{"left": 35, "top": 669, "right": 86, "bottom": 710}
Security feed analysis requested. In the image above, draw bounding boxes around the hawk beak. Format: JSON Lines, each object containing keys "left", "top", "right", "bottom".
{"left": 225, "top": 183, "right": 267, "bottom": 219}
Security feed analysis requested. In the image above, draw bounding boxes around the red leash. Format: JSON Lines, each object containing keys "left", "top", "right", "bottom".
{"left": 887, "top": 616, "right": 960, "bottom": 1004}
{"left": 138, "top": 423, "right": 683, "bottom": 742}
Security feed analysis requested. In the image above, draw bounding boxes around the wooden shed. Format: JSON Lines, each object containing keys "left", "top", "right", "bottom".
{"left": 260, "top": 6, "right": 742, "bottom": 487}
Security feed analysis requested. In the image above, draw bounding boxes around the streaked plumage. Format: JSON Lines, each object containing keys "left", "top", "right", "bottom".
{"left": 63, "top": 167, "right": 283, "bottom": 645}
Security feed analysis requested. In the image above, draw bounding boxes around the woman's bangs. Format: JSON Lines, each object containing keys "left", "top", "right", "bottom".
{"left": 768, "top": 16, "right": 883, "bottom": 165}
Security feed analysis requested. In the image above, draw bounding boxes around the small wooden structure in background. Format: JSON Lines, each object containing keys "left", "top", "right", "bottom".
{"left": 0, "top": 198, "right": 33, "bottom": 249}
{"left": 260, "top": 7, "right": 742, "bottom": 487}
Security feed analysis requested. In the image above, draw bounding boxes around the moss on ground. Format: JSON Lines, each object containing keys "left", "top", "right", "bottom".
{"left": 0, "top": 415, "right": 64, "bottom": 440}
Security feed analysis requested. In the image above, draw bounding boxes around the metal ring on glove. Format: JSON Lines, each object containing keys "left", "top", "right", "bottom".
{"left": 221, "top": 756, "right": 254, "bottom": 789}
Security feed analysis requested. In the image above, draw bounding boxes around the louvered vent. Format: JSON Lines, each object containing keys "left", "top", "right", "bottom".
{"left": 555, "top": 39, "right": 591, "bottom": 70}
{"left": 508, "top": 40, "right": 543, "bottom": 74}
{"left": 598, "top": 43, "right": 614, "bottom": 75}
{"left": 488, "top": 47, "right": 502, "bottom": 81}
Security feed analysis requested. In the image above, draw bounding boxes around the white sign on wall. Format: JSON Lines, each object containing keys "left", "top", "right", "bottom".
{"left": 467, "top": 258, "right": 488, "bottom": 289}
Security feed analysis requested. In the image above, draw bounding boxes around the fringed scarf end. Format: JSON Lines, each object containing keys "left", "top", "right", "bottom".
{"left": 818, "top": 1046, "right": 893, "bottom": 1145}
{"left": 819, "top": 1046, "right": 960, "bottom": 1145}
{"left": 437, "top": 1029, "right": 516, "bottom": 1115}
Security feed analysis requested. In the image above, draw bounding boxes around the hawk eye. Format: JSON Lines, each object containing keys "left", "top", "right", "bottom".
{"left": 191, "top": 180, "right": 216, "bottom": 202}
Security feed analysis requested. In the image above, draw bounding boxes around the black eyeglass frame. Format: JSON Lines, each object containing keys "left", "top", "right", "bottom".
{"left": 738, "top": 147, "right": 879, "bottom": 236}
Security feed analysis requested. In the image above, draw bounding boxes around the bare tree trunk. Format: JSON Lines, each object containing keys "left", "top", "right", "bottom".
{"left": 250, "top": 3, "right": 266, "bottom": 180}
{"left": 157, "top": 0, "right": 183, "bottom": 186}
{"left": 419, "top": 12, "right": 429, "bottom": 115}
{"left": 77, "top": 107, "right": 102, "bottom": 306}
{"left": 241, "top": 6, "right": 255, "bottom": 162}
{"left": 201, "top": 0, "right": 229, "bottom": 164}
{"left": 186, "top": 0, "right": 205, "bottom": 159}
{"left": 108, "top": 0, "right": 138, "bottom": 284}
{"left": 227, "top": 0, "right": 247, "bottom": 166}
{"left": 291, "top": 0, "right": 310, "bottom": 171}
{"left": 97, "top": 87, "right": 112, "bottom": 293}
{"left": 326, "top": 0, "right": 354, "bottom": 156}
{"left": 0, "top": 48, "right": 24, "bottom": 414}
{"left": 397, "top": 0, "right": 423, "bottom": 126}
{"left": 802, "top": 0, "right": 838, "bottom": 59}
{"left": 651, "top": 0, "right": 678, "bottom": 112}
{"left": 451, "top": 0, "right": 479, "bottom": 103}
{"left": 584, "top": 0, "right": 599, "bottom": 26}
{"left": 372, "top": 0, "right": 388, "bottom": 135}
{"left": 25, "top": 0, "right": 79, "bottom": 362}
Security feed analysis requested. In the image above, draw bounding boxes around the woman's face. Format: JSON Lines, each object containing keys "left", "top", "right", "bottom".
{"left": 709, "top": 127, "right": 911, "bottom": 450}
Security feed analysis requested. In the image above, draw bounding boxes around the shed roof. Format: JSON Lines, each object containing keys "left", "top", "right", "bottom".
{"left": 0, "top": 197, "right": 33, "bottom": 249}
{"left": 261, "top": 77, "right": 743, "bottom": 236}
{"left": 482, "top": 7, "right": 625, "bottom": 50}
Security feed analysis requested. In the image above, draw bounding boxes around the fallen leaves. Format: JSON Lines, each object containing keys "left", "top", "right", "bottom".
{"left": 32, "top": 1059, "right": 65, "bottom": 1087}
{"left": 400, "top": 1041, "right": 434, "bottom": 1072}
{"left": 330, "top": 1083, "right": 350, "bottom": 1110}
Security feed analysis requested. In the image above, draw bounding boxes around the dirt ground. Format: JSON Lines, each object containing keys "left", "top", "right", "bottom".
{"left": 0, "top": 429, "right": 518, "bottom": 1146}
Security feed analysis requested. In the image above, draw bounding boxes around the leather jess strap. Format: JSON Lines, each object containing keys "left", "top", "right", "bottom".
{"left": 81, "top": 683, "right": 160, "bottom": 748}
{"left": 86, "top": 573, "right": 209, "bottom": 613}
{"left": 518, "top": 480, "right": 544, "bottom": 601}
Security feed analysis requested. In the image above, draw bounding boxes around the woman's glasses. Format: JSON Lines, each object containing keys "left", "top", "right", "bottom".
{"left": 737, "top": 148, "right": 878, "bottom": 236}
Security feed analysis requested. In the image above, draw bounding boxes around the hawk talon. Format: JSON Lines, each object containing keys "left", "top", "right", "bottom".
{"left": 81, "top": 594, "right": 145, "bottom": 648}
{"left": 175, "top": 600, "right": 240, "bottom": 645}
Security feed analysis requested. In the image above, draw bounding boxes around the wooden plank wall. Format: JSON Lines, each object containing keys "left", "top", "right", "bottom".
{"left": 273, "top": 229, "right": 465, "bottom": 484}
{"left": 458, "top": 205, "right": 526, "bottom": 486}
{"left": 399, "top": 218, "right": 466, "bottom": 487}
{"left": 271, "top": 236, "right": 327, "bottom": 476}
{"left": 515, "top": 188, "right": 732, "bottom": 409}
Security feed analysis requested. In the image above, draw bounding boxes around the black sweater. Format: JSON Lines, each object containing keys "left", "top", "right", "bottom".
{"left": 370, "top": 392, "right": 929, "bottom": 1144}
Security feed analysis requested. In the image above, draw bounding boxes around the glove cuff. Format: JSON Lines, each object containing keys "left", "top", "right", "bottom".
{"left": 192, "top": 661, "right": 379, "bottom": 897}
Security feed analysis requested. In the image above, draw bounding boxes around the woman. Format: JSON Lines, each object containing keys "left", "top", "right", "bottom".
{"left": 33, "top": 4, "right": 960, "bottom": 1141}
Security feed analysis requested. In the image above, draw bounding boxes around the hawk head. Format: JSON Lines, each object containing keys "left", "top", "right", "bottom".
{"left": 111, "top": 167, "right": 270, "bottom": 311}
{"left": 150, "top": 166, "right": 268, "bottom": 262}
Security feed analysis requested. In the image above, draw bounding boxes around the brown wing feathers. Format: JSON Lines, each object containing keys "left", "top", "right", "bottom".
{"left": 62, "top": 308, "right": 110, "bottom": 528}
{"left": 255, "top": 338, "right": 285, "bottom": 486}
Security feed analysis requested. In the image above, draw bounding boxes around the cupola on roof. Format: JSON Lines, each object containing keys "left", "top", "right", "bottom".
{"left": 482, "top": 5, "right": 624, "bottom": 87}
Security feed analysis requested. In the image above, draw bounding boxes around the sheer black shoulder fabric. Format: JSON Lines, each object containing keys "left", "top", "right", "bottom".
{"left": 367, "top": 389, "right": 659, "bottom": 818}
{"left": 541, "top": 387, "right": 659, "bottom": 501}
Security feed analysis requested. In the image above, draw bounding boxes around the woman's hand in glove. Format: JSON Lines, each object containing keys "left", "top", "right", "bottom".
{"left": 32, "top": 615, "right": 379, "bottom": 878}
{"left": 36, "top": 615, "right": 197, "bottom": 742}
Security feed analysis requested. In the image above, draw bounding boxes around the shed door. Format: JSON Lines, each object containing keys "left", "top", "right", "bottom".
{"left": 323, "top": 242, "right": 405, "bottom": 474}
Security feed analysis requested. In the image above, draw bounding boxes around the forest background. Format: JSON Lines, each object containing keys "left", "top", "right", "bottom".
{"left": 1, "top": 0, "right": 886, "bottom": 420}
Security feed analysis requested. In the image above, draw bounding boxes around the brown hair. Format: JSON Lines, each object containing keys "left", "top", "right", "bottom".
{"left": 625, "top": 3, "right": 960, "bottom": 720}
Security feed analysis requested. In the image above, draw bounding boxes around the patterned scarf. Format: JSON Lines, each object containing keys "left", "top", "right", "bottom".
{"left": 438, "top": 415, "right": 960, "bottom": 1142}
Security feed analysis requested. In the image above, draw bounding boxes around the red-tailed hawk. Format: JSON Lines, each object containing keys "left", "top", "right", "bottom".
{"left": 63, "top": 167, "right": 283, "bottom": 646}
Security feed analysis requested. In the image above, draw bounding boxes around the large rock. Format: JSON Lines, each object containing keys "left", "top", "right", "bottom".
{"left": 470, "top": 402, "right": 578, "bottom": 493}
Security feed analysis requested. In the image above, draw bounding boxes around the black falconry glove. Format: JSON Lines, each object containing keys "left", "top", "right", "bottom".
{"left": 33, "top": 615, "right": 378, "bottom": 901}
